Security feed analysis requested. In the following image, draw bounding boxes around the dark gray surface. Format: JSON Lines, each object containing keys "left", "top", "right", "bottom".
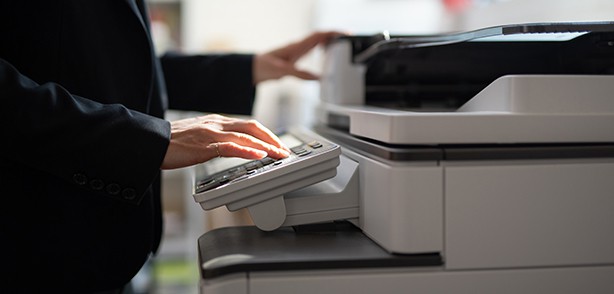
{"left": 198, "top": 222, "right": 442, "bottom": 279}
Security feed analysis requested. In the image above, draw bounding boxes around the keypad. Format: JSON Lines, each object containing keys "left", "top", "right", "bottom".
{"left": 196, "top": 140, "right": 327, "bottom": 193}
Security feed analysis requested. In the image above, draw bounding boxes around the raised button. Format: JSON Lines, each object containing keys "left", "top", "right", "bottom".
{"left": 291, "top": 147, "right": 307, "bottom": 154}
{"left": 89, "top": 179, "right": 104, "bottom": 190}
{"left": 260, "top": 157, "right": 275, "bottom": 166}
{"left": 308, "top": 141, "right": 323, "bottom": 148}
{"left": 197, "top": 179, "right": 223, "bottom": 193}
{"left": 245, "top": 161, "right": 263, "bottom": 171}
{"left": 298, "top": 150, "right": 312, "bottom": 157}
{"left": 73, "top": 173, "right": 88, "bottom": 186}
{"left": 122, "top": 188, "right": 137, "bottom": 201}
{"left": 106, "top": 183, "right": 121, "bottom": 195}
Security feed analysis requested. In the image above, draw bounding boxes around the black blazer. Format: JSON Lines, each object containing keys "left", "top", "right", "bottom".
{"left": 0, "top": 0, "right": 255, "bottom": 292}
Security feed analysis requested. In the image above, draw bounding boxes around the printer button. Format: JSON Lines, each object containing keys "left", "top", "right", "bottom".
{"left": 245, "top": 161, "right": 263, "bottom": 171}
{"left": 298, "top": 150, "right": 312, "bottom": 157}
{"left": 291, "top": 147, "right": 309, "bottom": 155}
{"left": 308, "top": 141, "right": 323, "bottom": 148}
{"left": 260, "top": 157, "right": 276, "bottom": 166}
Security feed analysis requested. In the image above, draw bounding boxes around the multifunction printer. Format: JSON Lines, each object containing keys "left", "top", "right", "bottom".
{"left": 194, "top": 22, "right": 614, "bottom": 294}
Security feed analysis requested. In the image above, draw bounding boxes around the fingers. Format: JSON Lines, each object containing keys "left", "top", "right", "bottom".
{"left": 288, "top": 68, "right": 319, "bottom": 80}
{"left": 162, "top": 115, "right": 291, "bottom": 170}
{"left": 304, "top": 31, "right": 347, "bottom": 46}
{"left": 203, "top": 116, "right": 290, "bottom": 159}
{"left": 294, "top": 31, "right": 347, "bottom": 55}
{"left": 215, "top": 142, "right": 268, "bottom": 159}
{"left": 216, "top": 130, "right": 290, "bottom": 159}
{"left": 273, "top": 31, "right": 347, "bottom": 63}
{"left": 253, "top": 31, "right": 349, "bottom": 83}
{"left": 223, "top": 119, "right": 289, "bottom": 152}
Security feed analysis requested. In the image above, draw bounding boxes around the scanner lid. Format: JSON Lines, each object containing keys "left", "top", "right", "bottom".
{"left": 353, "top": 21, "right": 614, "bottom": 62}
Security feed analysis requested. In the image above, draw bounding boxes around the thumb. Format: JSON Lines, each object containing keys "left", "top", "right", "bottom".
{"left": 287, "top": 67, "right": 319, "bottom": 80}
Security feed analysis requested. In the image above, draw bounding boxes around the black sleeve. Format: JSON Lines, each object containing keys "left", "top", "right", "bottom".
{"left": 160, "top": 53, "right": 256, "bottom": 115}
{"left": 0, "top": 58, "right": 171, "bottom": 203}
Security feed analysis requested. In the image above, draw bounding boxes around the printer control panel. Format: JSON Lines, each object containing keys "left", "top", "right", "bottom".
{"left": 195, "top": 139, "right": 333, "bottom": 194}
{"left": 192, "top": 128, "right": 342, "bottom": 230}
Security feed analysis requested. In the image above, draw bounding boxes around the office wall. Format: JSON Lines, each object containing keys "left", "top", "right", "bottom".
{"left": 312, "top": 0, "right": 447, "bottom": 34}
{"left": 181, "top": 0, "right": 317, "bottom": 131}
{"left": 457, "top": 0, "right": 614, "bottom": 30}
{"left": 181, "top": 0, "right": 314, "bottom": 53}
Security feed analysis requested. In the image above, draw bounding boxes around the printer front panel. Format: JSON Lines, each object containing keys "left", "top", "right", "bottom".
{"left": 444, "top": 158, "right": 614, "bottom": 270}
{"left": 343, "top": 147, "right": 444, "bottom": 254}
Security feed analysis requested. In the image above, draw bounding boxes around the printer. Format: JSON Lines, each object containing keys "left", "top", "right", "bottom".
{"left": 194, "top": 22, "right": 614, "bottom": 294}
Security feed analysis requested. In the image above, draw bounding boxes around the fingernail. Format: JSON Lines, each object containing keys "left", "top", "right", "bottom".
{"left": 280, "top": 149, "right": 290, "bottom": 157}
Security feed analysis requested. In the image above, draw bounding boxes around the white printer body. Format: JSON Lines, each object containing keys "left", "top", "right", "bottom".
{"left": 197, "top": 22, "right": 614, "bottom": 293}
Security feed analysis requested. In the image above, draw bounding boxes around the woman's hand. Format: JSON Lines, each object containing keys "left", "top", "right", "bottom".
{"left": 161, "top": 114, "right": 290, "bottom": 170}
{"left": 252, "top": 31, "right": 346, "bottom": 84}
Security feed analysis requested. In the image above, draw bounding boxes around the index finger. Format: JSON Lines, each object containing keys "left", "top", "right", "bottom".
{"left": 224, "top": 119, "right": 290, "bottom": 152}
{"left": 302, "top": 31, "right": 347, "bottom": 48}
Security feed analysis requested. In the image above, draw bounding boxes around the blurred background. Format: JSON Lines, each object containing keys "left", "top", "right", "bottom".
{"left": 142, "top": 0, "right": 614, "bottom": 293}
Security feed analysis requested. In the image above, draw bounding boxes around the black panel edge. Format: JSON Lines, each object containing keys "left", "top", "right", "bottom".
{"left": 443, "top": 144, "right": 614, "bottom": 161}
{"left": 314, "top": 124, "right": 443, "bottom": 161}
{"left": 316, "top": 124, "right": 614, "bottom": 162}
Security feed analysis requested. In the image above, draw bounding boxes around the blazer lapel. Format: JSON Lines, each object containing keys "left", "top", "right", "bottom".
{"left": 124, "top": 0, "right": 148, "bottom": 31}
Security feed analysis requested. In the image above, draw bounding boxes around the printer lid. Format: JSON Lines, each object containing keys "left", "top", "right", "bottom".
{"left": 343, "top": 21, "right": 614, "bottom": 112}
{"left": 354, "top": 21, "right": 614, "bottom": 62}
